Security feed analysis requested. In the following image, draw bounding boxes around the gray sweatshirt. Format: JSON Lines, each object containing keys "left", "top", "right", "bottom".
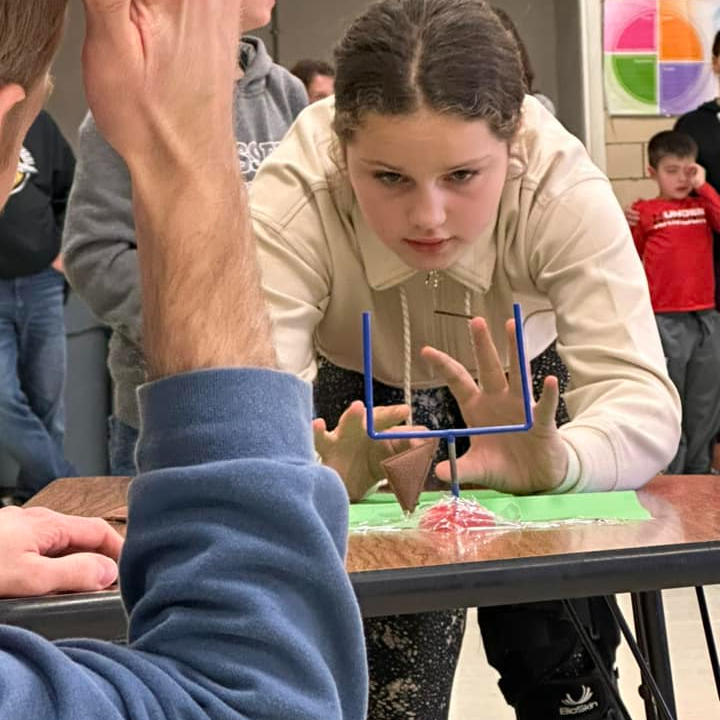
{"left": 63, "top": 37, "right": 307, "bottom": 429}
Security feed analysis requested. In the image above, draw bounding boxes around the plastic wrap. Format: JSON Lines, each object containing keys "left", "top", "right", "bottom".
{"left": 419, "top": 497, "right": 512, "bottom": 532}
{"left": 348, "top": 489, "right": 652, "bottom": 533}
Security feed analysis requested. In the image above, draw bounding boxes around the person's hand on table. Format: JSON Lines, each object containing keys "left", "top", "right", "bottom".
{"left": 421, "top": 318, "right": 568, "bottom": 495}
{"left": 314, "top": 402, "right": 428, "bottom": 502}
{"left": 0, "top": 506, "right": 123, "bottom": 598}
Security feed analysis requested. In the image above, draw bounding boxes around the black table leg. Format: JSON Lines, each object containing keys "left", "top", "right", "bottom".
{"left": 695, "top": 586, "right": 720, "bottom": 701}
{"left": 606, "top": 596, "right": 676, "bottom": 720}
{"left": 631, "top": 594, "right": 659, "bottom": 720}
{"left": 631, "top": 591, "right": 678, "bottom": 720}
{"left": 561, "top": 599, "right": 633, "bottom": 720}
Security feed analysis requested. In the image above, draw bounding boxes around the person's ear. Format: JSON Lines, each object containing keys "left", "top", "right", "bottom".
{"left": 647, "top": 165, "right": 657, "bottom": 179}
{"left": 0, "top": 83, "right": 26, "bottom": 133}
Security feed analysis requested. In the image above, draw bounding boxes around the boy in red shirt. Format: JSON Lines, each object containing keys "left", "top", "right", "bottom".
{"left": 632, "top": 130, "right": 720, "bottom": 473}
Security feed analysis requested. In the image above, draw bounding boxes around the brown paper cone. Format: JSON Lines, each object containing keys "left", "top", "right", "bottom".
{"left": 380, "top": 438, "right": 440, "bottom": 513}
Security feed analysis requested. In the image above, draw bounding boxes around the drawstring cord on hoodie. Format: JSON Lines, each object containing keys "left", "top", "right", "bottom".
{"left": 399, "top": 285, "right": 414, "bottom": 425}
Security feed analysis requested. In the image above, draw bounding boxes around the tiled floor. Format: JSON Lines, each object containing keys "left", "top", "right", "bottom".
{"left": 450, "top": 586, "right": 720, "bottom": 719}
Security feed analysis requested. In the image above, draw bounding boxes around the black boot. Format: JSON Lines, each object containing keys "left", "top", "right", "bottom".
{"left": 479, "top": 598, "right": 623, "bottom": 720}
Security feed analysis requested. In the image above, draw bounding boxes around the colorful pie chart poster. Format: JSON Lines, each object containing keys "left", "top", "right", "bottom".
{"left": 605, "top": 0, "right": 720, "bottom": 115}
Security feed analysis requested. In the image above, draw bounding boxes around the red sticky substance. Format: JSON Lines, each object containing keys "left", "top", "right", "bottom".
{"left": 419, "top": 499, "right": 497, "bottom": 532}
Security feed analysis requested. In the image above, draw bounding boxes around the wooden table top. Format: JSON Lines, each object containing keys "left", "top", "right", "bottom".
{"left": 6, "top": 473, "right": 720, "bottom": 630}
{"left": 24, "top": 473, "right": 720, "bottom": 573}
{"left": 347, "top": 474, "right": 720, "bottom": 573}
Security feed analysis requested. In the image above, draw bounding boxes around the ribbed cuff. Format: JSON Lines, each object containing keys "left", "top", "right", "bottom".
{"left": 135, "top": 368, "right": 315, "bottom": 472}
{"left": 543, "top": 438, "right": 582, "bottom": 494}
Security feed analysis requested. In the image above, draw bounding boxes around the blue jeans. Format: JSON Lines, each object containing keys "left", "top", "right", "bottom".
{"left": 0, "top": 268, "right": 75, "bottom": 499}
{"left": 108, "top": 415, "right": 139, "bottom": 476}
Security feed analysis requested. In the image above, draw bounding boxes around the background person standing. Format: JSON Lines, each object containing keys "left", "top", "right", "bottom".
{"left": 0, "top": 110, "right": 76, "bottom": 504}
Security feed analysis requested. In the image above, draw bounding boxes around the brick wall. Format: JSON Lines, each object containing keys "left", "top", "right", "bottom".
{"left": 605, "top": 116, "right": 675, "bottom": 208}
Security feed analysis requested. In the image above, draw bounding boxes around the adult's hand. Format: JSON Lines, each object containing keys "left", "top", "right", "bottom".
{"left": 0, "top": 506, "right": 123, "bottom": 598}
{"left": 81, "top": 0, "right": 243, "bottom": 170}
{"left": 81, "top": 0, "right": 275, "bottom": 378}
{"left": 421, "top": 318, "right": 569, "bottom": 495}
{"left": 314, "top": 402, "right": 427, "bottom": 502}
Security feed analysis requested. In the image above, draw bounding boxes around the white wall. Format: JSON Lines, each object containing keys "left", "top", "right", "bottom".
{"left": 554, "top": 0, "right": 585, "bottom": 142}
{"left": 46, "top": 0, "right": 86, "bottom": 148}
{"left": 493, "top": 0, "right": 560, "bottom": 114}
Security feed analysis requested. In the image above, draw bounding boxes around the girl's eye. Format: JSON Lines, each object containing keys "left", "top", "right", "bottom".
{"left": 447, "top": 169, "right": 479, "bottom": 183}
{"left": 374, "top": 171, "right": 407, "bottom": 186}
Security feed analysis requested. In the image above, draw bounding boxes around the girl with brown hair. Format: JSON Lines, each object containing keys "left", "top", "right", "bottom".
{"left": 251, "top": 0, "right": 680, "bottom": 717}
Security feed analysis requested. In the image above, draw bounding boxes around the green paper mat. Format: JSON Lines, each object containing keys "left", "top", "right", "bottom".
{"left": 348, "top": 489, "right": 651, "bottom": 531}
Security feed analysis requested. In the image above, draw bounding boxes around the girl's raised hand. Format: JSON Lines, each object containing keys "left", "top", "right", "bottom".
{"left": 421, "top": 318, "right": 569, "bottom": 495}
{"left": 313, "top": 402, "right": 428, "bottom": 502}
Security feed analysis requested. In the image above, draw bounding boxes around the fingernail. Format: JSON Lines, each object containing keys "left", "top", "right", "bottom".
{"left": 98, "top": 561, "right": 118, "bottom": 587}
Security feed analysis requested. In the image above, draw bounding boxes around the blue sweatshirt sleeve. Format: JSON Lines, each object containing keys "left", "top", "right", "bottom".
{"left": 0, "top": 368, "right": 367, "bottom": 720}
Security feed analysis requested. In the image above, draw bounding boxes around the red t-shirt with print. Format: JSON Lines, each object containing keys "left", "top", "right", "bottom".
{"left": 631, "top": 183, "right": 720, "bottom": 312}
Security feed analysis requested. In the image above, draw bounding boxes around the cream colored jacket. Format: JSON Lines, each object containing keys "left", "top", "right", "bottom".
{"left": 251, "top": 96, "right": 681, "bottom": 493}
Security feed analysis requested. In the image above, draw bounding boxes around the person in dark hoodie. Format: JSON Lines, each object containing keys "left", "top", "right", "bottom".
{"left": 63, "top": 4, "right": 308, "bottom": 475}
{"left": 0, "top": 110, "right": 76, "bottom": 502}
{"left": 675, "top": 31, "right": 720, "bottom": 193}
{"left": 674, "top": 30, "right": 720, "bottom": 469}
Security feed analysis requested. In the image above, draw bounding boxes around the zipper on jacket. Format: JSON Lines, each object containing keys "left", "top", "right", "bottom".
{"left": 426, "top": 271, "right": 453, "bottom": 358}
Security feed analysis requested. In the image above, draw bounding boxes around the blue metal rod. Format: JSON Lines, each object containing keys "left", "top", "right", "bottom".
{"left": 365, "top": 424, "right": 533, "bottom": 440}
{"left": 363, "top": 311, "right": 375, "bottom": 432}
{"left": 514, "top": 303, "right": 534, "bottom": 427}
{"left": 363, "top": 304, "right": 534, "bottom": 441}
